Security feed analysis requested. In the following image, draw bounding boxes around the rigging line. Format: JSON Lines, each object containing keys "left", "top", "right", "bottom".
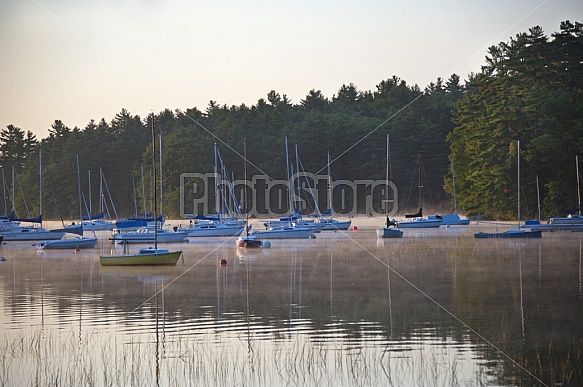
{"left": 314, "top": 97, "right": 423, "bottom": 176}
{"left": 122, "top": 235, "right": 238, "bottom": 320}
{"left": 14, "top": 170, "right": 32, "bottom": 218}
{"left": 419, "top": 156, "right": 436, "bottom": 210}
{"left": 403, "top": 156, "right": 420, "bottom": 215}
{"left": 451, "top": 0, "right": 551, "bottom": 76}
{"left": 312, "top": 0, "right": 551, "bottom": 176}
{"left": 32, "top": 0, "right": 273, "bottom": 181}
{"left": 43, "top": 234, "right": 240, "bottom": 387}
{"left": 331, "top": 226, "right": 548, "bottom": 386}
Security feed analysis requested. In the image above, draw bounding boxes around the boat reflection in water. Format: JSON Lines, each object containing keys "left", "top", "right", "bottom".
{"left": 0, "top": 224, "right": 581, "bottom": 386}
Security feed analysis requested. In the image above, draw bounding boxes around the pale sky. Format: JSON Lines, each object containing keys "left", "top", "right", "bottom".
{"left": 1, "top": 0, "right": 581, "bottom": 140}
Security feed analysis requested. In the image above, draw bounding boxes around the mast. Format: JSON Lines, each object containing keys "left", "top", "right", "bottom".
{"left": 451, "top": 160, "right": 458, "bottom": 214}
{"left": 417, "top": 155, "right": 423, "bottom": 216}
{"left": 140, "top": 164, "right": 146, "bottom": 218}
{"left": 385, "top": 135, "right": 389, "bottom": 216}
{"left": 39, "top": 149, "right": 42, "bottom": 226}
{"left": 214, "top": 142, "right": 219, "bottom": 216}
{"left": 295, "top": 144, "right": 300, "bottom": 215}
{"left": 536, "top": 175, "right": 541, "bottom": 222}
{"left": 577, "top": 155, "right": 581, "bottom": 215}
{"left": 285, "top": 137, "right": 291, "bottom": 216}
{"left": 131, "top": 172, "right": 138, "bottom": 217}
{"left": 151, "top": 114, "right": 158, "bottom": 249}
{"left": 2, "top": 168, "right": 6, "bottom": 216}
{"left": 77, "top": 155, "right": 82, "bottom": 222}
{"left": 327, "top": 151, "right": 333, "bottom": 218}
{"left": 99, "top": 167, "right": 103, "bottom": 215}
{"left": 88, "top": 169, "right": 92, "bottom": 218}
{"left": 243, "top": 138, "right": 249, "bottom": 236}
{"left": 159, "top": 134, "right": 163, "bottom": 217}
{"left": 517, "top": 140, "right": 521, "bottom": 227}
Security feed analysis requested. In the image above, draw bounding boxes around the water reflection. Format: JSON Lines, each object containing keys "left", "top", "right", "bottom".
{"left": 0, "top": 228, "right": 581, "bottom": 385}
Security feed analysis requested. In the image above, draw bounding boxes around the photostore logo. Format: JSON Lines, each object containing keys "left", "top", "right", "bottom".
{"left": 180, "top": 172, "right": 398, "bottom": 218}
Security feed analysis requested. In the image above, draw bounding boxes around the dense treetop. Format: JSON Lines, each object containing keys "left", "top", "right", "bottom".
{"left": 1, "top": 21, "right": 581, "bottom": 221}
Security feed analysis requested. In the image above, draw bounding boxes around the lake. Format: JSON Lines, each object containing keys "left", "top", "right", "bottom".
{"left": 0, "top": 219, "right": 581, "bottom": 386}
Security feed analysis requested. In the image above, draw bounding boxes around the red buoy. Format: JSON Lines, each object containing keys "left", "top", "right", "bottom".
{"left": 220, "top": 259, "right": 228, "bottom": 266}
{"left": 353, "top": 226, "right": 358, "bottom": 231}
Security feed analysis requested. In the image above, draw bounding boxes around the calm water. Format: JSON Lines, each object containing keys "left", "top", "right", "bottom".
{"left": 0, "top": 219, "right": 582, "bottom": 386}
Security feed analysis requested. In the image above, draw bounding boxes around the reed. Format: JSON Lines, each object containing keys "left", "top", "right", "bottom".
{"left": 0, "top": 327, "right": 500, "bottom": 386}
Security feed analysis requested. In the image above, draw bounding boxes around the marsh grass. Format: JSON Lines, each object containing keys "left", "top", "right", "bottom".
{"left": 0, "top": 327, "right": 503, "bottom": 386}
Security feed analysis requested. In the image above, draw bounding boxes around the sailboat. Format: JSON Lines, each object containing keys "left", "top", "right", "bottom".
{"left": 100, "top": 115, "right": 184, "bottom": 265}
{"left": 180, "top": 143, "right": 245, "bottom": 237}
{"left": 428, "top": 160, "right": 471, "bottom": 226}
{"left": 474, "top": 141, "right": 542, "bottom": 239}
{"left": 80, "top": 168, "right": 116, "bottom": 231}
{"left": 111, "top": 132, "right": 188, "bottom": 245}
{"left": 377, "top": 134, "right": 403, "bottom": 238}
{"left": 397, "top": 155, "right": 442, "bottom": 228}
{"left": 36, "top": 154, "right": 98, "bottom": 249}
{"left": 249, "top": 137, "right": 314, "bottom": 239}
{"left": 237, "top": 138, "right": 271, "bottom": 248}
{"left": 1, "top": 149, "right": 70, "bottom": 241}
{"left": 538, "top": 155, "right": 583, "bottom": 229}
{"left": 316, "top": 152, "right": 352, "bottom": 231}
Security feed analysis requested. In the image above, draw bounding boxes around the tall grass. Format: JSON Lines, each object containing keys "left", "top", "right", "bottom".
{"left": 0, "top": 327, "right": 507, "bottom": 386}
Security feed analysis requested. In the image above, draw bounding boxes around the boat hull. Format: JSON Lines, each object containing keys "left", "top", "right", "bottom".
{"left": 184, "top": 225, "right": 244, "bottom": 237}
{"left": 2, "top": 229, "right": 66, "bottom": 241}
{"left": 37, "top": 237, "right": 97, "bottom": 249}
{"left": 397, "top": 219, "right": 443, "bottom": 228}
{"left": 474, "top": 229, "right": 542, "bottom": 239}
{"left": 82, "top": 220, "right": 115, "bottom": 231}
{"left": 376, "top": 228, "right": 403, "bottom": 238}
{"left": 318, "top": 219, "right": 351, "bottom": 230}
{"left": 428, "top": 214, "right": 471, "bottom": 226}
{"left": 111, "top": 230, "right": 188, "bottom": 244}
{"left": 250, "top": 227, "right": 313, "bottom": 239}
{"left": 100, "top": 250, "right": 182, "bottom": 266}
{"left": 236, "top": 235, "right": 266, "bottom": 248}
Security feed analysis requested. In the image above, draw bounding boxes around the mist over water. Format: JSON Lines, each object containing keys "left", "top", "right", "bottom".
{"left": 0, "top": 219, "right": 581, "bottom": 386}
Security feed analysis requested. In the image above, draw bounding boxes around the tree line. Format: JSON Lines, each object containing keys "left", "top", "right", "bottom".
{"left": 1, "top": 20, "right": 581, "bottom": 221}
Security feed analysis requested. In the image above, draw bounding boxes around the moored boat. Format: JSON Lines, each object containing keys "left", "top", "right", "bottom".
{"left": 100, "top": 247, "right": 182, "bottom": 266}
{"left": 474, "top": 141, "right": 542, "bottom": 239}
{"left": 37, "top": 236, "right": 97, "bottom": 249}
{"left": 250, "top": 225, "right": 314, "bottom": 239}
{"left": 474, "top": 229, "right": 542, "bottom": 239}
{"left": 100, "top": 114, "right": 182, "bottom": 266}
{"left": 397, "top": 216, "right": 442, "bottom": 228}
{"left": 111, "top": 227, "right": 188, "bottom": 244}
{"left": 428, "top": 213, "right": 470, "bottom": 226}
{"left": 180, "top": 219, "right": 245, "bottom": 237}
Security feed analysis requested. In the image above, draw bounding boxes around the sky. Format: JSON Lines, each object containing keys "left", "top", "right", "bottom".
{"left": 0, "top": 0, "right": 582, "bottom": 140}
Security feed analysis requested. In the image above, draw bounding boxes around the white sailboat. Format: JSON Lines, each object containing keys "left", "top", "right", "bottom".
{"left": 110, "top": 130, "right": 188, "bottom": 245}
{"left": 180, "top": 143, "right": 245, "bottom": 237}
{"left": 250, "top": 137, "right": 314, "bottom": 239}
{"left": 100, "top": 115, "right": 184, "bottom": 265}
{"left": 81, "top": 168, "right": 115, "bottom": 231}
{"left": 1, "top": 149, "right": 68, "bottom": 241}
{"left": 316, "top": 151, "right": 352, "bottom": 231}
{"left": 37, "top": 154, "right": 98, "bottom": 250}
